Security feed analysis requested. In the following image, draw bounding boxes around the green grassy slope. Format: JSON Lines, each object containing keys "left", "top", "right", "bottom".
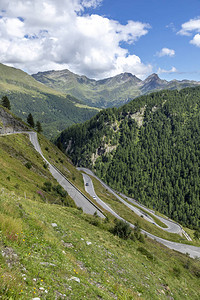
{"left": 0, "top": 63, "right": 98, "bottom": 138}
{"left": 0, "top": 133, "right": 200, "bottom": 299}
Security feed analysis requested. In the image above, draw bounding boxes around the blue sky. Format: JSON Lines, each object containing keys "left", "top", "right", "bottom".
{"left": 93, "top": 0, "right": 200, "bottom": 80}
{"left": 0, "top": 0, "right": 200, "bottom": 81}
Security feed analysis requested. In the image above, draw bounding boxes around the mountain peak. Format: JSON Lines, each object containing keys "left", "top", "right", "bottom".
{"left": 142, "top": 73, "right": 168, "bottom": 93}
{"left": 144, "top": 73, "right": 161, "bottom": 82}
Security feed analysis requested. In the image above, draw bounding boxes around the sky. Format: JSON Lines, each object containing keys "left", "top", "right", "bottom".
{"left": 0, "top": 0, "right": 200, "bottom": 81}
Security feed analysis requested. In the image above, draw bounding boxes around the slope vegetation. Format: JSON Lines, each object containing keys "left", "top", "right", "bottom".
{"left": 0, "top": 63, "right": 98, "bottom": 138}
{"left": 57, "top": 87, "right": 200, "bottom": 229}
{"left": 0, "top": 126, "right": 200, "bottom": 299}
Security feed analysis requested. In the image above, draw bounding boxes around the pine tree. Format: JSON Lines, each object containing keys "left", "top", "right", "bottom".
{"left": 27, "top": 113, "right": 35, "bottom": 128}
{"left": 36, "top": 121, "right": 42, "bottom": 133}
{"left": 1, "top": 96, "right": 11, "bottom": 110}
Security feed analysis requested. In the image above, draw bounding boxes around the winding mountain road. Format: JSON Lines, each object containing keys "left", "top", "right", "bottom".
{"left": 1, "top": 131, "right": 199, "bottom": 258}
{"left": 78, "top": 168, "right": 200, "bottom": 258}
{"left": 28, "top": 132, "right": 105, "bottom": 217}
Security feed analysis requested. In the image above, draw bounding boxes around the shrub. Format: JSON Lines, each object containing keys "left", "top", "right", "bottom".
{"left": 111, "top": 219, "right": 132, "bottom": 240}
{"left": 25, "top": 161, "right": 32, "bottom": 169}
{"left": 53, "top": 184, "right": 68, "bottom": 198}
{"left": 43, "top": 162, "right": 49, "bottom": 169}
{"left": 43, "top": 181, "right": 52, "bottom": 192}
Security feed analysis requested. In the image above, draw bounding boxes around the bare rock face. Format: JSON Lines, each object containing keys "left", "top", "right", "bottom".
{"left": 0, "top": 107, "right": 29, "bottom": 134}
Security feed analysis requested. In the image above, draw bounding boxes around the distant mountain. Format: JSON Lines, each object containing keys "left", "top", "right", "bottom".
{"left": 0, "top": 63, "right": 98, "bottom": 138}
{"left": 57, "top": 86, "right": 200, "bottom": 228}
{"left": 33, "top": 69, "right": 200, "bottom": 108}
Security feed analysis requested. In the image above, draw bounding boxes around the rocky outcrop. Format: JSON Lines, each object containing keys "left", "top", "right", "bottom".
{"left": 0, "top": 107, "right": 29, "bottom": 134}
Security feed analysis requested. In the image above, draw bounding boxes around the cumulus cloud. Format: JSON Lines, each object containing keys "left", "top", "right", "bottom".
{"left": 156, "top": 48, "right": 175, "bottom": 57}
{"left": 178, "top": 17, "right": 200, "bottom": 48}
{"left": 178, "top": 17, "right": 200, "bottom": 36}
{"left": 157, "top": 66, "right": 177, "bottom": 74}
{"left": 0, "top": 0, "right": 152, "bottom": 79}
{"left": 190, "top": 33, "right": 200, "bottom": 47}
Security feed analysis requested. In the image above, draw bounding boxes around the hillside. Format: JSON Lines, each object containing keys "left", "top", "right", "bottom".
{"left": 32, "top": 69, "right": 200, "bottom": 108}
{"left": 0, "top": 63, "right": 98, "bottom": 138}
{"left": 57, "top": 86, "right": 200, "bottom": 229}
{"left": 0, "top": 108, "right": 200, "bottom": 299}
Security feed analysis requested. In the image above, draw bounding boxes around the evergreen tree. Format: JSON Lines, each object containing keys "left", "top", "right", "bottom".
{"left": 36, "top": 121, "right": 42, "bottom": 133}
{"left": 1, "top": 96, "right": 11, "bottom": 110}
{"left": 27, "top": 113, "right": 35, "bottom": 128}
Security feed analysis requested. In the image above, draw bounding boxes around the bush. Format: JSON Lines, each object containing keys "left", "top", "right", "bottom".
{"left": 43, "top": 181, "right": 52, "bottom": 192}
{"left": 111, "top": 219, "right": 132, "bottom": 240}
{"left": 43, "top": 162, "right": 49, "bottom": 169}
{"left": 25, "top": 161, "right": 32, "bottom": 169}
{"left": 53, "top": 184, "right": 68, "bottom": 198}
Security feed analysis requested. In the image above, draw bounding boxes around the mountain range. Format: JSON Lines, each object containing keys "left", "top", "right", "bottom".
{"left": 0, "top": 63, "right": 98, "bottom": 138}
{"left": 33, "top": 69, "right": 200, "bottom": 108}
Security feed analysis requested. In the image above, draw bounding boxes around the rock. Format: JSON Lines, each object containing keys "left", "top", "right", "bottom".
{"left": 1, "top": 247, "right": 19, "bottom": 268}
{"left": 51, "top": 223, "right": 57, "bottom": 227}
{"left": 0, "top": 107, "right": 29, "bottom": 134}
{"left": 62, "top": 242, "right": 73, "bottom": 248}
{"left": 40, "top": 262, "right": 56, "bottom": 267}
{"left": 69, "top": 276, "right": 80, "bottom": 283}
{"left": 86, "top": 241, "right": 92, "bottom": 245}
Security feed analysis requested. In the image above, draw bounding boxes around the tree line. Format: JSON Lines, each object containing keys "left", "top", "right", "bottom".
{"left": 1, "top": 95, "right": 42, "bottom": 133}
{"left": 57, "top": 87, "right": 200, "bottom": 229}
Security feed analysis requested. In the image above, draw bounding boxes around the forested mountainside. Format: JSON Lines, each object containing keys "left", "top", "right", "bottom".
{"left": 57, "top": 87, "right": 200, "bottom": 228}
{"left": 0, "top": 63, "right": 98, "bottom": 138}
{"left": 33, "top": 69, "right": 200, "bottom": 108}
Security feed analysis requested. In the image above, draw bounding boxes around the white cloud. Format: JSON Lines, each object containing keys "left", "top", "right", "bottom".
{"left": 157, "top": 48, "right": 175, "bottom": 57}
{"left": 0, "top": 0, "right": 151, "bottom": 79}
{"left": 178, "top": 17, "right": 200, "bottom": 36}
{"left": 178, "top": 17, "right": 200, "bottom": 48}
{"left": 157, "top": 66, "right": 177, "bottom": 74}
{"left": 190, "top": 33, "right": 200, "bottom": 47}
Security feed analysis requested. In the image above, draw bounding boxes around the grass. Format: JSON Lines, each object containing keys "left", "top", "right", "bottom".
{"left": 0, "top": 133, "right": 75, "bottom": 207}
{"left": 0, "top": 132, "right": 200, "bottom": 299}
{"left": 119, "top": 194, "right": 168, "bottom": 228}
{"left": 90, "top": 174, "right": 190, "bottom": 244}
{"left": 0, "top": 188, "right": 200, "bottom": 299}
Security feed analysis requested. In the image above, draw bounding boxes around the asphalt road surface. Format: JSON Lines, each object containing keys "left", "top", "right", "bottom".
{"left": 28, "top": 132, "right": 105, "bottom": 218}
{"left": 78, "top": 168, "right": 200, "bottom": 258}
